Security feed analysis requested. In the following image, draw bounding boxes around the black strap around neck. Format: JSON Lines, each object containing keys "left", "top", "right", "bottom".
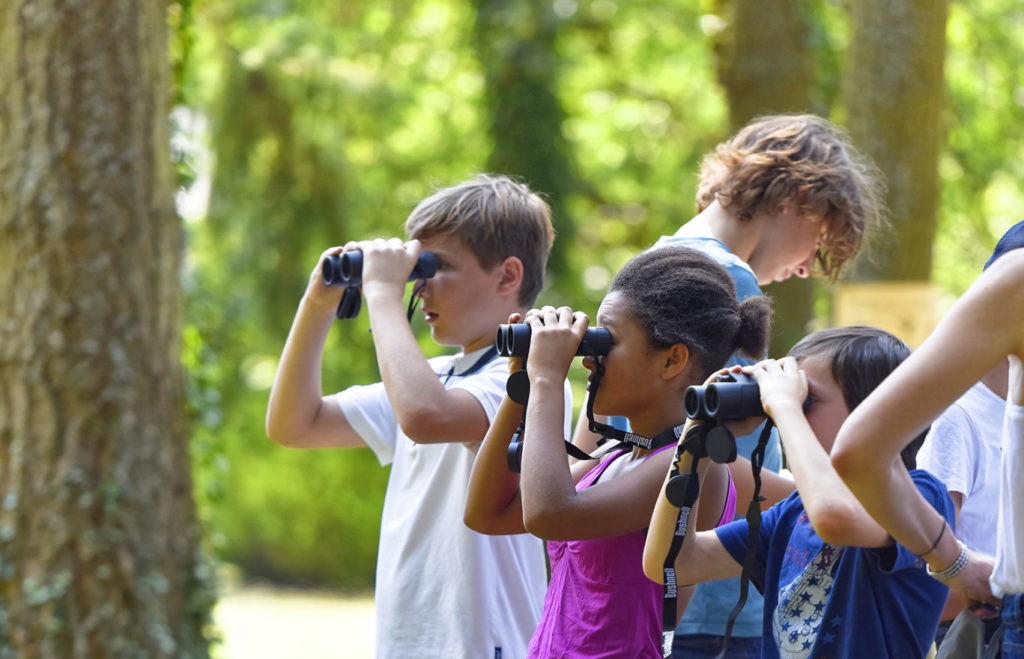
{"left": 442, "top": 346, "right": 499, "bottom": 385}
{"left": 583, "top": 360, "right": 683, "bottom": 454}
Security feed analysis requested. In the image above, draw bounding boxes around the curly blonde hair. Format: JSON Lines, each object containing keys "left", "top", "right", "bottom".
{"left": 696, "top": 115, "right": 885, "bottom": 280}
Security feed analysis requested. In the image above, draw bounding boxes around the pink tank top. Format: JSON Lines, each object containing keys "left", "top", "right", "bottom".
{"left": 526, "top": 445, "right": 676, "bottom": 659}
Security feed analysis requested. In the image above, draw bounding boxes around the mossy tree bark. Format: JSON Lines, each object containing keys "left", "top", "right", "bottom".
{"left": 716, "top": 0, "right": 818, "bottom": 355}
{"left": 0, "top": 2, "right": 210, "bottom": 657}
{"left": 843, "top": 0, "right": 948, "bottom": 281}
{"left": 471, "top": 0, "right": 577, "bottom": 282}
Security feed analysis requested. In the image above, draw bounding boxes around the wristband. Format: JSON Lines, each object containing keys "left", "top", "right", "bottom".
{"left": 926, "top": 539, "right": 969, "bottom": 581}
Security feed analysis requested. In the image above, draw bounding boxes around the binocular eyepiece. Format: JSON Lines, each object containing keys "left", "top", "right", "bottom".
{"left": 322, "top": 251, "right": 438, "bottom": 287}
{"left": 684, "top": 372, "right": 765, "bottom": 421}
{"left": 495, "top": 323, "right": 612, "bottom": 358}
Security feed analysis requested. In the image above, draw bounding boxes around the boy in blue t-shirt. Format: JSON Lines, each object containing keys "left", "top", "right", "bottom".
{"left": 644, "top": 326, "right": 953, "bottom": 658}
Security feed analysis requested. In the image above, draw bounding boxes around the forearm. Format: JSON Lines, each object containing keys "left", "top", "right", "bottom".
{"left": 519, "top": 377, "right": 578, "bottom": 536}
{"left": 643, "top": 445, "right": 711, "bottom": 584}
{"left": 266, "top": 296, "right": 337, "bottom": 443}
{"left": 363, "top": 292, "right": 460, "bottom": 439}
{"left": 833, "top": 263, "right": 1024, "bottom": 549}
{"left": 464, "top": 395, "right": 527, "bottom": 534}
{"left": 772, "top": 403, "right": 889, "bottom": 546}
{"left": 729, "top": 457, "right": 795, "bottom": 510}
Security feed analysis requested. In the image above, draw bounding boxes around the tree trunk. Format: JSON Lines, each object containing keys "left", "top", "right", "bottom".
{"left": 0, "top": 2, "right": 210, "bottom": 657}
{"left": 843, "top": 0, "right": 948, "bottom": 281}
{"left": 471, "top": 0, "right": 577, "bottom": 280}
{"left": 717, "top": 0, "right": 818, "bottom": 355}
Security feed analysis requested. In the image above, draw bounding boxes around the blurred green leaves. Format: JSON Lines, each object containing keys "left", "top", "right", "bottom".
{"left": 177, "top": 0, "right": 1024, "bottom": 589}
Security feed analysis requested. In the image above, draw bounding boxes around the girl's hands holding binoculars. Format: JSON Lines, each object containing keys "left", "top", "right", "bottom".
{"left": 523, "top": 306, "right": 589, "bottom": 384}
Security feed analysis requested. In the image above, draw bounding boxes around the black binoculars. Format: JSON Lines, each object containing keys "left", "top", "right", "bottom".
{"left": 684, "top": 372, "right": 764, "bottom": 421}
{"left": 494, "top": 323, "right": 613, "bottom": 358}
{"left": 322, "top": 251, "right": 438, "bottom": 287}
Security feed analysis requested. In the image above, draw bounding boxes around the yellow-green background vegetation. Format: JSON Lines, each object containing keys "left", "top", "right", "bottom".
{"left": 172, "top": 0, "right": 1024, "bottom": 590}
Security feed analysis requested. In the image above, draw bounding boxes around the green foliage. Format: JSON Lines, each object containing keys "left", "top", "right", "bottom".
{"left": 936, "top": 0, "right": 1024, "bottom": 292}
{"left": 179, "top": 0, "right": 1024, "bottom": 590}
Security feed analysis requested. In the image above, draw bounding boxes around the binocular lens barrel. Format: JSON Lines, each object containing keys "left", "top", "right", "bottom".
{"left": 322, "top": 255, "right": 347, "bottom": 286}
{"left": 684, "top": 373, "right": 764, "bottom": 420}
{"left": 683, "top": 387, "right": 705, "bottom": 419}
{"left": 321, "top": 251, "right": 438, "bottom": 287}
{"left": 494, "top": 323, "right": 612, "bottom": 358}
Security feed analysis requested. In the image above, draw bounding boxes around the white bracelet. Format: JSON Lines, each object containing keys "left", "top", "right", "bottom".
{"left": 926, "top": 539, "right": 969, "bottom": 581}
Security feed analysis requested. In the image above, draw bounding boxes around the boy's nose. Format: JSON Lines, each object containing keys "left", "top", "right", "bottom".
{"left": 794, "top": 251, "right": 815, "bottom": 279}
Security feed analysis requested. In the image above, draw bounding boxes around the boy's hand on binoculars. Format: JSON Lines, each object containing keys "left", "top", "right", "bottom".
{"left": 358, "top": 238, "right": 421, "bottom": 301}
{"left": 523, "top": 306, "right": 588, "bottom": 381}
{"left": 703, "top": 365, "right": 739, "bottom": 387}
{"left": 307, "top": 246, "right": 348, "bottom": 310}
{"left": 747, "top": 358, "right": 807, "bottom": 419}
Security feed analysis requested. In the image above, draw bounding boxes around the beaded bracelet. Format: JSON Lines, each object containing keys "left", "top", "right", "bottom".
{"left": 926, "top": 539, "right": 969, "bottom": 581}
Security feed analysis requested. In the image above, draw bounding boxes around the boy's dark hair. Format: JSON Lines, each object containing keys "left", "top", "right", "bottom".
{"left": 404, "top": 174, "right": 554, "bottom": 306}
{"left": 696, "top": 114, "right": 885, "bottom": 281}
{"left": 609, "top": 246, "right": 773, "bottom": 380}
{"left": 788, "top": 325, "right": 924, "bottom": 469}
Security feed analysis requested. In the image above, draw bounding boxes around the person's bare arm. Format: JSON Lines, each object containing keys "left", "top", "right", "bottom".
{"left": 752, "top": 358, "right": 892, "bottom": 547}
{"left": 464, "top": 392, "right": 529, "bottom": 535}
{"left": 643, "top": 431, "right": 744, "bottom": 587}
{"left": 729, "top": 456, "right": 796, "bottom": 511}
{"left": 359, "top": 238, "right": 491, "bottom": 445}
{"left": 266, "top": 247, "right": 365, "bottom": 449}
{"left": 510, "top": 307, "right": 687, "bottom": 542}
{"left": 832, "top": 252, "right": 1024, "bottom": 603}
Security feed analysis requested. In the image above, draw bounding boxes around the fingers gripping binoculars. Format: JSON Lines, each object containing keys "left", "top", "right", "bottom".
{"left": 495, "top": 323, "right": 612, "bottom": 473}
{"left": 322, "top": 251, "right": 438, "bottom": 287}
{"left": 321, "top": 251, "right": 437, "bottom": 319}
{"left": 494, "top": 323, "right": 613, "bottom": 358}
{"left": 684, "top": 372, "right": 765, "bottom": 421}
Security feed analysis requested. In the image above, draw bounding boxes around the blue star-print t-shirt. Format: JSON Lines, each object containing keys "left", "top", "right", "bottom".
{"left": 715, "top": 469, "right": 954, "bottom": 659}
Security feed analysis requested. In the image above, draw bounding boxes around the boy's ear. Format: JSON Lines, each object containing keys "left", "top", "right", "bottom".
{"left": 496, "top": 256, "right": 524, "bottom": 296}
{"left": 662, "top": 343, "right": 690, "bottom": 380}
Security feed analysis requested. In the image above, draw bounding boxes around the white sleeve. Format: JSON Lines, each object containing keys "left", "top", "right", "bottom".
{"left": 450, "top": 358, "right": 508, "bottom": 425}
{"left": 991, "top": 399, "right": 1024, "bottom": 596}
{"left": 333, "top": 382, "right": 399, "bottom": 466}
{"left": 452, "top": 360, "right": 574, "bottom": 452}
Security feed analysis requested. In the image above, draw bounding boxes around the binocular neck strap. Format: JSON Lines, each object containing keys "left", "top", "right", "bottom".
{"left": 715, "top": 418, "right": 774, "bottom": 659}
{"left": 660, "top": 423, "right": 712, "bottom": 657}
{"left": 658, "top": 419, "right": 775, "bottom": 659}
{"left": 406, "top": 279, "right": 428, "bottom": 323}
{"left": 584, "top": 361, "right": 682, "bottom": 452}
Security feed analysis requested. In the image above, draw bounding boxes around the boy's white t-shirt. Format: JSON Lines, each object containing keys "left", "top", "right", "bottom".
{"left": 335, "top": 346, "right": 572, "bottom": 659}
{"left": 917, "top": 382, "right": 1003, "bottom": 555}
{"left": 991, "top": 355, "right": 1024, "bottom": 597}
